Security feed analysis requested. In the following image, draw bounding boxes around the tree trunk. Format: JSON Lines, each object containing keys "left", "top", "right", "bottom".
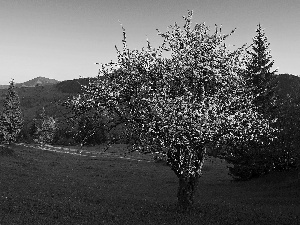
{"left": 177, "top": 174, "right": 199, "bottom": 211}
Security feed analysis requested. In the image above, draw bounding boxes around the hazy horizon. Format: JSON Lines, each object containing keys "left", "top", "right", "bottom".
{"left": 1, "top": 0, "right": 299, "bottom": 85}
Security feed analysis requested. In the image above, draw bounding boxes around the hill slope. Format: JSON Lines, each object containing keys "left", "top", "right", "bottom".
{"left": 55, "top": 77, "right": 96, "bottom": 94}
{"left": 17, "top": 76, "right": 60, "bottom": 87}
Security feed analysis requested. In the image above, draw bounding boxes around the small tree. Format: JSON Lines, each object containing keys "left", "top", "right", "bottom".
{"left": 33, "top": 107, "right": 57, "bottom": 145}
{"left": 0, "top": 80, "right": 23, "bottom": 145}
{"left": 68, "top": 11, "right": 276, "bottom": 210}
{"left": 38, "top": 116, "right": 57, "bottom": 145}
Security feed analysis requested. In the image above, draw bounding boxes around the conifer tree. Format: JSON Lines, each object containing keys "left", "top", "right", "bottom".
{"left": 245, "top": 24, "right": 277, "bottom": 115}
{"left": 229, "top": 25, "right": 298, "bottom": 180}
{"left": 0, "top": 80, "right": 23, "bottom": 144}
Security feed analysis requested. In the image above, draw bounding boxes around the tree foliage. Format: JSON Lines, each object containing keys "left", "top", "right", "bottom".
{"left": 0, "top": 80, "right": 23, "bottom": 144}
{"left": 74, "top": 109, "right": 107, "bottom": 146}
{"left": 63, "top": 91, "right": 107, "bottom": 146}
{"left": 68, "top": 11, "right": 277, "bottom": 210}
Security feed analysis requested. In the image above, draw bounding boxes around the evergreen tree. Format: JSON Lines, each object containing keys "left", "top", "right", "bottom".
{"left": 245, "top": 24, "right": 277, "bottom": 115}
{"left": 0, "top": 80, "right": 23, "bottom": 144}
{"left": 227, "top": 25, "right": 297, "bottom": 180}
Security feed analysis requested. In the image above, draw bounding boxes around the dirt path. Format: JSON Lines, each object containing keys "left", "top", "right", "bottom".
{"left": 16, "top": 143, "right": 154, "bottom": 162}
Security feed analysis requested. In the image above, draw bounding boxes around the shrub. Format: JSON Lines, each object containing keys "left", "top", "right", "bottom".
{"left": 17, "top": 121, "right": 35, "bottom": 144}
{"left": 224, "top": 139, "right": 298, "bottom": 180}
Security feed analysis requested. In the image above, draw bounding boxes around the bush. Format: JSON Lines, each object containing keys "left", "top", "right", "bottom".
{"left": 224, "top": 140, "right": 298, "bottom": 181}
{"left": 52, "top": 125, "right": 76, "bottom": 146}
{"left": 54, "top": 137, "right": 77, "bottom": 146}
{"left": 17, "top": 121, "right": 35, "bottom": 144}
{"left": 153, "top": 152, "right": 168, "bottom": 164}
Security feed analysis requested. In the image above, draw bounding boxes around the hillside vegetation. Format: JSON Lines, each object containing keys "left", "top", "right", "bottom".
{"left": 1, "top": 74, "right": 298, "bottom": 118}
{"left": 0, "top": 78, "right": 94, "bottom": 120}
{"left": 1, "top": 74, "right": 299, "bottom": 147}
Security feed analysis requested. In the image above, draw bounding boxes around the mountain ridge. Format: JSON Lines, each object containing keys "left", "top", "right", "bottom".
{"left": 17, "top": 76, "right": 60, "bottom": 87}
{"left": 0, "top": 76, "right": 60, "bottom": 89}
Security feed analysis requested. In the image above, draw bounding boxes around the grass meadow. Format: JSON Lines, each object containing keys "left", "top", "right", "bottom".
{"left": 0, "top": 144, "right": 299, "bottom": 224}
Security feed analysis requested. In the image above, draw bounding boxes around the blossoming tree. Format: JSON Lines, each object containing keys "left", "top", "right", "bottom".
{"left": 68, "top": 11, "right": 277, "bottom": 210}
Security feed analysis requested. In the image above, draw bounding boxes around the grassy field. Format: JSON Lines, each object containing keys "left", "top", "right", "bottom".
{"left": 0, "top": 144, "right": 299, "bottom": 225}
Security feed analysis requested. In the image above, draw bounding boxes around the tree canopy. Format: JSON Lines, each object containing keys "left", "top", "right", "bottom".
{"left": 67, "top": 11, "right": 277, "bottom": 210}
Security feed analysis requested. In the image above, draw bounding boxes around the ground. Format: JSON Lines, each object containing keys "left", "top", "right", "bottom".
{"left": 0, "top": 143, "right": 299, "bottom": 224}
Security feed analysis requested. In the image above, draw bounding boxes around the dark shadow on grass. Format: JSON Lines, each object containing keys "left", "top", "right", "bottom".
{"left": 0, "top": 145, "right": 15, "bottom": 156}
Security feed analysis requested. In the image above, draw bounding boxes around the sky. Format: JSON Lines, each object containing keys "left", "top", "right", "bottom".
{"left": 0, "top": 0, "right": 299, "bottom": 84}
